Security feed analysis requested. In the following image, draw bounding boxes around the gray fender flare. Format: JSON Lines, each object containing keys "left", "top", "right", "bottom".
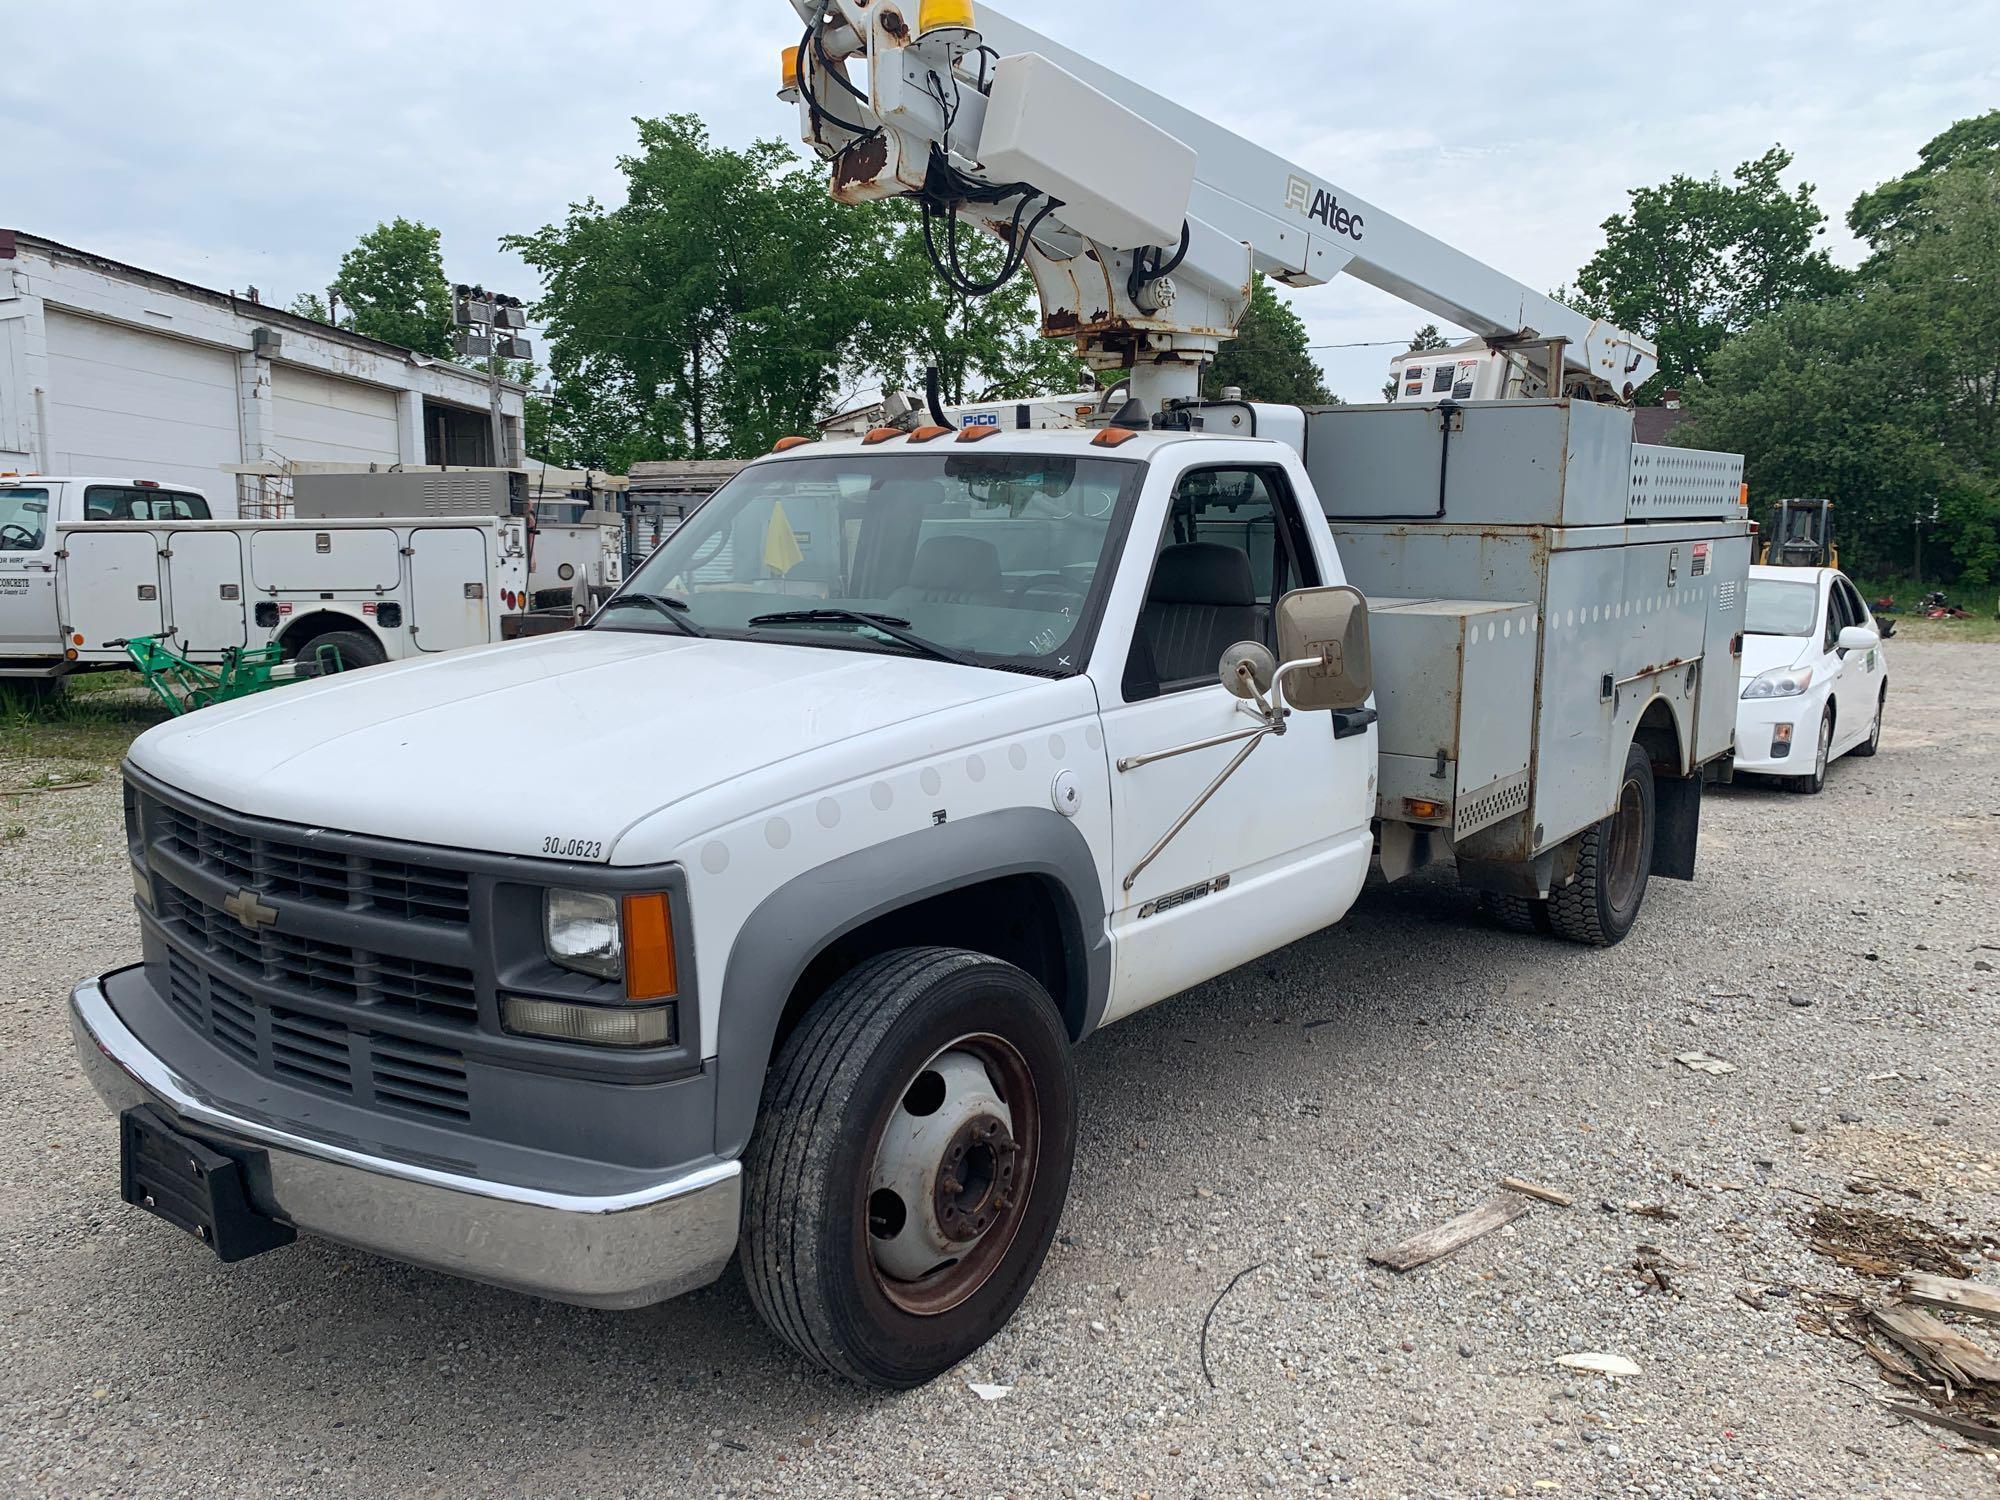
{"left": 713, "top": 806, "right": 1110, "bottom": 1158}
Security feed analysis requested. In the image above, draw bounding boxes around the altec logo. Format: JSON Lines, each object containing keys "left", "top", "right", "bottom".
{"left": 1285, "top": 176, "right": 1366, "bottom": 243}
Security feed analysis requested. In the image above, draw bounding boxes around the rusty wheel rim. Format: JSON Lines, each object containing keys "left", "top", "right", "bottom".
{"left": 1604, "top": 773, "right": 1647, "bottom": 912}
{"left": 863, "top": 1033, "right": 1039, "bottom": 1318}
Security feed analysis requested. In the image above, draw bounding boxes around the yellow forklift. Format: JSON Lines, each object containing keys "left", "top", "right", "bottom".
{"left": 1761, "top": 498, "right": 1838, "bottom": 569}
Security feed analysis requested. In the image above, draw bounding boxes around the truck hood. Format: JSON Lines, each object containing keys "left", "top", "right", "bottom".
{"left": 127, "top": 630, "right": 1044, "bottom": 859}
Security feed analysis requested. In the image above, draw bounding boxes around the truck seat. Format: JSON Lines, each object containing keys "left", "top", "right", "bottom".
{"left": 891, "top": 535, "right": 1007, "bottom": 609}
{"left": 1136, "top": 542, "right": 1262, "bottom": 684}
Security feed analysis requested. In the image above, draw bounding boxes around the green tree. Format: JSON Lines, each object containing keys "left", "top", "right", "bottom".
{"left": 287, "top": 291, "right": 335, "bottom": 324}
{"left": 1575, "top": 147, "right": 1848, "bottom": 401}
{"left": 1849, "top": 109, "right": 2000, "bottom": 253}
{"left": 1675, "top": 160, "right": 2000, "bottom": 584}
{"left": 851, "top": 202, "right": 1088, "bottom": 408}
{"left": 326, "top": 218, "right": 455, "bottom": 357}
{"left": 1382, "top": 323, "right": 1451, "bottom": 401}
{"left": 505, "top": 115, "right": 882, "bottom": 466}
{"left": 1205, "top": 275, "right": 1332, "bottom": 405}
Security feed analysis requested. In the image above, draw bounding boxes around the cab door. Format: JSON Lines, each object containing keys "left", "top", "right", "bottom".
{"left": 0, "top": 482, "right": 61, "bottom": 658}
{"left": 1092, "top": 457, "right": 1375, "bottom": 1025}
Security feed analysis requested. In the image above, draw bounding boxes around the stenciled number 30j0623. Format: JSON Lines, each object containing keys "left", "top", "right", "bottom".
{"left": 542, "top": 836, "right": 604, "bottom": 860}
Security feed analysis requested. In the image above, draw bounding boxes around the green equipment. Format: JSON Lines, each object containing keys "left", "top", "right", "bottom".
{"left": 110, "top": 635, "right": 344, "bottom": 717}
{"left": 1761, "top": 498, "right": 1838, "bottom": 570}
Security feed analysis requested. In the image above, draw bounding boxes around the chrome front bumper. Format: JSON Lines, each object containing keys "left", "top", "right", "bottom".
{"left": 70, "top": 973, "right": 742, "bottom": 1310}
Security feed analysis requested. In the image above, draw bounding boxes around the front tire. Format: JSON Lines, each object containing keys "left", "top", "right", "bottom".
{"left": 741, "top": 948, "right": 1078, "bottom": 1389}
{"left": 1793, "top": 707, "right": 1834, "bottom": 793}
{"left": 1547, "top": 741, "right": 1656, "bottom": 948}
{"left": 1849, "top": 688, "right": 1885, "bottom": 758}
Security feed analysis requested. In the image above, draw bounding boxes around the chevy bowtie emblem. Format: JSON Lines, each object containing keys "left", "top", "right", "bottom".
{"left": 222, "top": 889, "right": 279, "bottom": 932}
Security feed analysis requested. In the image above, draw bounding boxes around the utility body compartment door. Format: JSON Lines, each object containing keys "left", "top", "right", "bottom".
{"left": 1091, "top": 452, "right": 1375, "bottom": 1027}
{"left": 249, "top": 528, "right": 400, "bottom": 594}
{"left": 59, "top": 528, "right": 167, "bottom": 649}
{"left": 409, "top": 526, "right": 492, "bottom": 654}
{"left": 164, "top": 529, "right": 248, "bottom": 653}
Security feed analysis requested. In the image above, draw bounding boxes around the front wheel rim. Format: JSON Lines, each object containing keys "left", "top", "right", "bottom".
{"left": 865, "top": 1034, "right": 1039, "bottom": 1317}
{"left": 1817, "top": 719, "right": 1832, "bottom": 778}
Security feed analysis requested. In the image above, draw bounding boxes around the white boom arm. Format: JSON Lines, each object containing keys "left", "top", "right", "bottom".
{"left": 783, "top": 1, "right": 1655, "bottom": 413}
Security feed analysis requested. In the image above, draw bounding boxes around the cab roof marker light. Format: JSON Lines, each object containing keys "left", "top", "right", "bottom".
{"left": 772, "top": 436, "right": 816, "bottom": 453}
{"left": 956, "top": 425, "right": 1003, "bottom": 443}
{"left": 862, "top": 427, "right": 904, "bottom": 446}
{"left": 907, "top": 426, "right": 954, "bottom": 443}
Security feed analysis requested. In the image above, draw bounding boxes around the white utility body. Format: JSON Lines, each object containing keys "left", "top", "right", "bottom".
{"left": 0, "top": 476, "right": 531, "bottom": 679}
{"left": 67, "top": 1, "right": 1749, "bottom": 1393}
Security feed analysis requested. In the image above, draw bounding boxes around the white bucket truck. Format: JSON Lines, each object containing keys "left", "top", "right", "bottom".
{"left": 66, "top": 1, "right": 1750, "bottom": 1389}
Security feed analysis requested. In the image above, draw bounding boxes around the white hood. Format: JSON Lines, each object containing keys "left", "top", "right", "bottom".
{"left": 128, "top": 630, "right": 1044, "bottom": 859}
{"left": 1738, "top": 632, "right": 1812, "bottom": 680}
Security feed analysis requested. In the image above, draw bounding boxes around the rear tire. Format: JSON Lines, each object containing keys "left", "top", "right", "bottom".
{"left": 1849, "top": 689, "right": 1885, "bottom": 758}
{"left": 1547, "top": 742, "right": 1656, "bottom": 948}
{"left": 295, "top": 629, "right": 386, "bottom": 674}
{"left": 1479, "top": 892, "right": 1552, "bottom": 935}
{"left": 741, "top": 948, "right": 1078, "bottom": 1389}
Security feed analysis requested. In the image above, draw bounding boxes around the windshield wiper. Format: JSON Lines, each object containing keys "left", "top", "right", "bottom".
{"left": 747, "top": 609, "right": 975, "bottom": 666}
{"left": 594, "top": 592, "right": 707, "bottom": 638}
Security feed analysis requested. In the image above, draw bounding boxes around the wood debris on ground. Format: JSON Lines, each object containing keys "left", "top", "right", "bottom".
{"left": 1896, "top": 1272, "right": 2000, "bottom": 1325}
{"left": 1795, "top": 1210, "right": 2000, "bottom": 1448}
{"left": 1555, "top": 1352, "right": 1641, "bottom": 1378}
{"left": 1368, "top": 1190, "right": 1531, "bottom": 1272}
{"left": 1499, "top": 1177, "right": 1573, "bottom": 1207}
{"left": 1795, "top": 1202, "right": 1977, "bottom": 1279}
{"left": 1674, "top": 1052, "right": 1737, "bottom": 1075}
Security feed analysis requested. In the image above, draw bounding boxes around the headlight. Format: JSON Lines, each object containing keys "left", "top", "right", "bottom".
{"left": 545, "top": 889, "right": 622, "bottom": 979}
{"left": 1742, "top": 666, "right": 1814, "bottom": 700}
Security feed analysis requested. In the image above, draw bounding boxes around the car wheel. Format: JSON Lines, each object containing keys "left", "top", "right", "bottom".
{"left": 1794, "top": 708, "right": 1834, "bottom": 793}
{"left": 1547, "top": 741, "right": 1656, "bottom": 948}
{"left": 741, "top": 948, "right": 1078, "bottom": 1389}
{"left": 1849, "top": 688, "right": 1886, "bottom": 758}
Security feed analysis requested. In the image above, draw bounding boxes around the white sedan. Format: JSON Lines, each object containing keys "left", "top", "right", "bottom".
{"left": 1735, "top": 566, "right": 1890, "bottom": 793}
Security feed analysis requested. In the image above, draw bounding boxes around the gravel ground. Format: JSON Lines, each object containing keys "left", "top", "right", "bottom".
{"left": 2, "top": 643, "right": 1996, "bottom": 1499}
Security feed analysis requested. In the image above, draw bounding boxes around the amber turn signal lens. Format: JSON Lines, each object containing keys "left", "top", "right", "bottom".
{"left": 623, "top": 893, "right": 677, "bottom": 1001}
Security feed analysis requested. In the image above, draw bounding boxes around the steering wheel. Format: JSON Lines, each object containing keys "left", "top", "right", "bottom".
{"left": 0, "top": 524, "right": 37, "bottom": 550}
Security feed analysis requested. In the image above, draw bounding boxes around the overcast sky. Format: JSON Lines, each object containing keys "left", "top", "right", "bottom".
{"left": 9, "top": 2, "right": 1997, "bottom": 403}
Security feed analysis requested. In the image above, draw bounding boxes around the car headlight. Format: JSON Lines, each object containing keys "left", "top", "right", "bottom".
{"left": 545, "top": 889, "right": 623, "bottom": 979}
{"left": 1742, "top": 666, "right": 1814, "bottom": 700}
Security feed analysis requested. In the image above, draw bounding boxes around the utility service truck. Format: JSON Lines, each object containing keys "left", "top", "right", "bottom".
{"left": 68, "top": 0, "right": 1750, "bottom": 1390}
{"left": 1, "top": 473, "right": 563, "bottom": 688}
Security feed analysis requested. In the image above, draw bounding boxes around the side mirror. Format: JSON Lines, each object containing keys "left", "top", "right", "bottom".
{"left": 1276, "top": 586, "right": 1373, "bottom": 712}
{"left": 1837, "top": 625, "right": 1880, "bottom": 653}
{"left": 1218, "top": 641, "right": 1278, "bottom": 701}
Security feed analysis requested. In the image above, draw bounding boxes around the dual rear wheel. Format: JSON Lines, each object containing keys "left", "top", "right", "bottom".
{"left": 1482, "top": 741, "right": 1657, "bottom": 949}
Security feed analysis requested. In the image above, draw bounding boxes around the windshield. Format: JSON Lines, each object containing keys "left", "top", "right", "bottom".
{"left": 0, "top": 488, "right": 51, "bottom": 552}
{"left": 613, "top": 453, "right": 1141, "bottom": 672}
{"left": 1744, "top": 579, "right": 1819, "bottom": 637}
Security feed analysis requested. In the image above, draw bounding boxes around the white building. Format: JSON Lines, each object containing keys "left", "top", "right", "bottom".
{"left": 0, "top": 229, "right": 527, "bottom": 517}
